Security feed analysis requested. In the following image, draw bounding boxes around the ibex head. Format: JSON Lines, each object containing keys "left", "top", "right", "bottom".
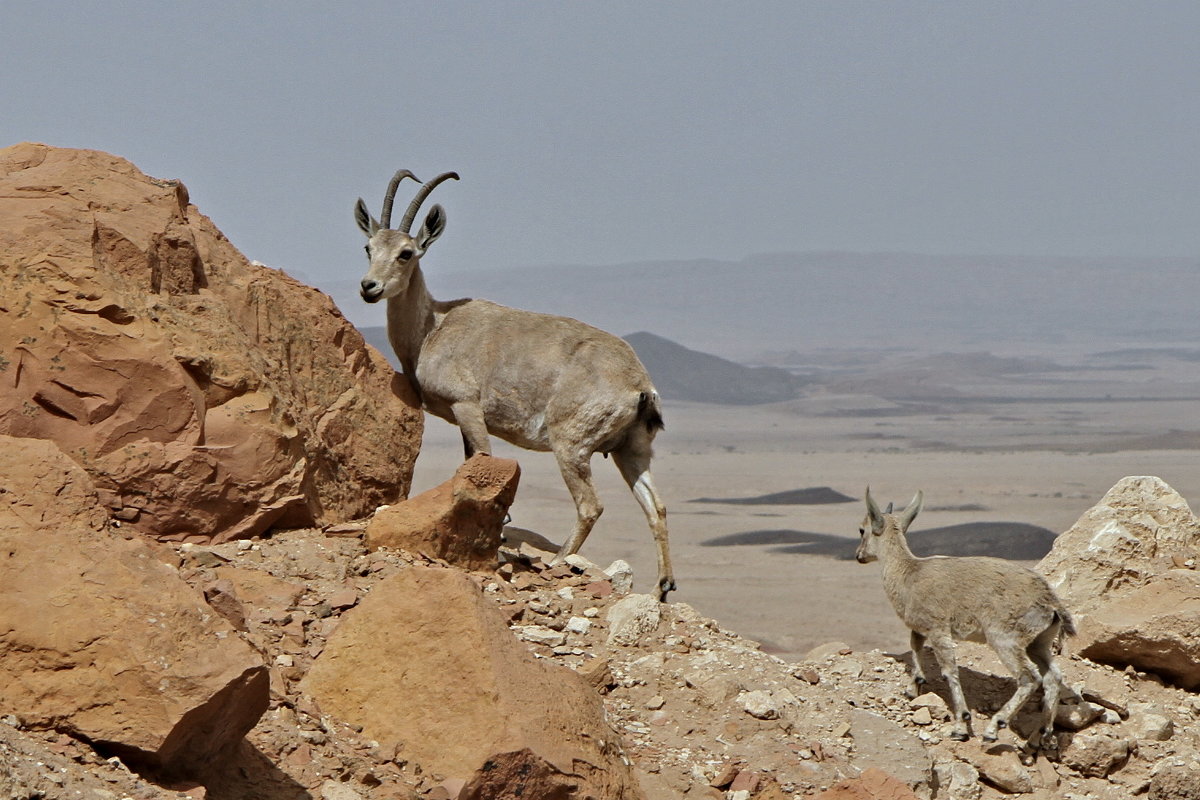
{"left": 355, "top": 169, "right": 459, "bottom": 303}
{"left": 856, "top": 487, "right": 922, "bottom": 563}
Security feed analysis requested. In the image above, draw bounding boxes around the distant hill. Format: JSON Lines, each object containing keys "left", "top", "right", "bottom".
{"left": 323, "top": 252, "right": 1200, "bottom": 362}
{"left": 357, "top": 326, "right": 796, "bottom": 406}
{"left": 623, "top": 332, "right": 800, "bottom": 405}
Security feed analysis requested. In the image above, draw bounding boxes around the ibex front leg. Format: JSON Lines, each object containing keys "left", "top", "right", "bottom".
{"left": 451, "top": 401, "right": 492, "bottom": 458}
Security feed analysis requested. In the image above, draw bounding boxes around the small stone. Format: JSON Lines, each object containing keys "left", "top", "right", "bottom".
{"left": 565, "top": 616, "right": 591, "bottom": 635}
{"left": 328, "top": 589, "right": 359, "bottom": 610}
{"left": 564, "top": 554, "right": 598, "bottom": 573}
{"left": 1060, "top": 732, "right": 1131, "bottom": 778}
{"left": 606, "top": 594, "right": 661, "bottom": 646}
{"left": 582, "top": 580, "right": 613, "bottom": 599}
{"left": 556, "top": 586, "right": 575, "bottom": 601}
{"left": 274, "top": 654, "right": 295, "bottom": 668}
{"left": 831, "top": 721, "right": 851, "bottom": 738}
{"left": 934, "top": 760, "right": 981, "bottom": 800}
{"left": 729, "top": 791, "right": 750, "bottom": 800}
{"left": 583, "top": 607, "right": 600, "bottom": 618}
{"left": 604, "top": 560, "right": 634, "bottom": 595}
{"left": 793, "top": 667, "right": 820, "bottom": 685}
{"left": 1055, "top": 700, "right": 1104, "bottom": 730}
{"left": 645, "top": 695, "right": 665, "bottom": 710}
{"left": 738, "top": 690, "right": 780, "bottom": 720}
{"left": 730, "top": 771, "right": 761, "bottom": 793}
{"left": 911, "top": 707, "right": 933, "bottom": 725}
{"left": 974, "top": 750, "right": 1032, "bottom": 794}
{"left": 515, "top": 626, "right": 567, "bottom": 647}
{"left": 709, "top": 761, "right": 741, "bottom": 789}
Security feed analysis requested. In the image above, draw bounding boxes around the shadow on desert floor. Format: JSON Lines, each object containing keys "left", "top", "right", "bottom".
{"left": 701, "top": 521, "right": 1058, "bottom": 561}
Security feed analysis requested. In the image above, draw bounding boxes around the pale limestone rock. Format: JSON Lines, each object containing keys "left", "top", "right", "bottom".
{"left": 605, "top": 559, "right": 635, "bottom": 595}
{"left": 606, "top": 594, "right": 662, "bottom": 646}
{"left": 737, "top": 690, "right": 780, "bottom": 720}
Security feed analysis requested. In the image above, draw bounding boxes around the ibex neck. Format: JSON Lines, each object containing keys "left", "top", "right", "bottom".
{"left": 385, "top": 268, "right": 436, "bottom": 375}
{"left": 879, "top": 529, "right": 920, "bottom": 608}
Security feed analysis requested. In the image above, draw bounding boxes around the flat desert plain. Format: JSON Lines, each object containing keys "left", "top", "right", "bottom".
{"left": 407, "top": 345, "right": 1200, "bottom": 662}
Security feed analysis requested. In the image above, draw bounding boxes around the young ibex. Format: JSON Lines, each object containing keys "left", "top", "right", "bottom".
{"left": 856, "top": 489, "right": 1074, "bottom": 753}
{"left": 355, "top": 169, "right": 675, "bottom": 600}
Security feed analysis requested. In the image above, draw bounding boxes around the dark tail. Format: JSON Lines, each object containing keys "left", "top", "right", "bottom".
{"left": 1057, "top": 606, "right": 1077, "bottom": 639}
{"left": 638, "top": 390, "right": 664, "bottom": 434}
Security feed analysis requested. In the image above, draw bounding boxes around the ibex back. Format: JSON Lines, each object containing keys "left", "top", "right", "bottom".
{"left": 355, "top": 169, "right": 675, "bottom": 600}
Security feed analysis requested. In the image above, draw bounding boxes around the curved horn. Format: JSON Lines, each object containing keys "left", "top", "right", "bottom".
{"left": 380, "top": 169, "right": 419, "bottom": 229}
{"left": 400, "top": 171, "right": 460, "bottom": 233}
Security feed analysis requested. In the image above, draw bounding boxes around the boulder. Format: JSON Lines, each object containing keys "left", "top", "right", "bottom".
{"left": 0, "top": 436, "right": 268, "bottom": 776}
{"left": 1038, "top": 477, "right": 1200, "bottom": 686}
{"left": 1038, "top": 476, "right": 1200, "bottom": 619}
{"left": 299, "top": 566, "right": 643, "bottom": 800}
{"left": 365, "top": 454, "right": 520, "bottom": 569}
{"left": 0, "top": 142, "right": 421, "bottom": 543}
{"left": 1075, "top": 569, "right": 1200, "bottom": 689}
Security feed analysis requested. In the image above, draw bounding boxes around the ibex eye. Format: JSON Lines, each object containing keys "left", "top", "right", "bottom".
{"left": 399, "top": 249, "right": 414, "bottom": 261}
{"left": 363, "top": 245, "right": 369, "bottom": 255}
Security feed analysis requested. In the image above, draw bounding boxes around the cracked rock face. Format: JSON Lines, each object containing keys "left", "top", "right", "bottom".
{"left": 0, "top": 142, "right": 422, "bottom": 543}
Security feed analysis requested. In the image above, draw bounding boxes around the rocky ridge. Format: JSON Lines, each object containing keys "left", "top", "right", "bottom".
{"left": 3, "top": 467, "right": 1200, "bottom": 799}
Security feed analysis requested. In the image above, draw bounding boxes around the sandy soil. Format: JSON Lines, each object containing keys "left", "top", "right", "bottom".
{"left": 408, "top": 345, "right": 1200, "bottom": 662}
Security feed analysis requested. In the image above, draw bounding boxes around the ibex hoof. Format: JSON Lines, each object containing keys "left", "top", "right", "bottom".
{"left": 996, "top": 719, "right": 1008, "bottom": 729}
{"left": 950, "top": 731, "right": 970, "bottom": 742}
{"left": 657, "top": 577, "right": 677, "bottom": 603}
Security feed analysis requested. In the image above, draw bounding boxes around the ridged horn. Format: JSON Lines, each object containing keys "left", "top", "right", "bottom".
{"left": 380, "top": 169, "right": 419, "bottom": 229}
{"left": 400, "top": 172, "right": 460, "bottom": 233}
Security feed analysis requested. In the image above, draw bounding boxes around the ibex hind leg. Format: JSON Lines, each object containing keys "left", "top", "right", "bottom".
{"left": 984, "top": 636, "right": 1043, "bottom": 746}
{"left": 550, "top": 443, "right": 603, "bottom": 564}
{"left": 612, "top": 443, "right": 674, "bottom": 602}
{"left": 1024, "top": 622, "right": 1067, "bottom": 758}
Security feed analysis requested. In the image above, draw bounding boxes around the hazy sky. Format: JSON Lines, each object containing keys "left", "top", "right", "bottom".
{"left": 4, "top": 2, "right": 1198, "bottom": 307}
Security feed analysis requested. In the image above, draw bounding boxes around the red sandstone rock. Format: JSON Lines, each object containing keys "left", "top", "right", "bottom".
{"left": 299, "top": 566, "right": 643, "bottom": 799}
{"left": 812, "top": 768, "right": 921, "bottom": 799}
{"left": 0, "top": 142, "right": 422, "bottom": 543}
{"left": 365, "top": 454, "right": 520, "bottom": 569}
{"left": 0, "top": 436, "right": 268, "bottom": 776}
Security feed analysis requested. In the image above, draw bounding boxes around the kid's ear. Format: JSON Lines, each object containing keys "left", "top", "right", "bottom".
{"left": 864, "top": 487, "right": 886, "bottom": 535}
{"left": 898, "top": 490, "right": 923, "bottom": 531}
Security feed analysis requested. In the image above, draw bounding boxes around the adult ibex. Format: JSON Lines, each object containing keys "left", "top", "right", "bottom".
{"left": 355, "top": 169, "right": 675, "bottom": 600}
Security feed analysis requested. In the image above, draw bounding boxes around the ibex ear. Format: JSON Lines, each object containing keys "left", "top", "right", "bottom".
{"left": 355, "top": 199, "right": 379, "bottom": 236}
{"left": 897, "top": 490, "right": 923, "bottom": 532}
{"left": 864, "top": 487, "right": 886, "bottom": 535}
{"left": 416, "top": 204, "right": 447, "bottom": 251}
